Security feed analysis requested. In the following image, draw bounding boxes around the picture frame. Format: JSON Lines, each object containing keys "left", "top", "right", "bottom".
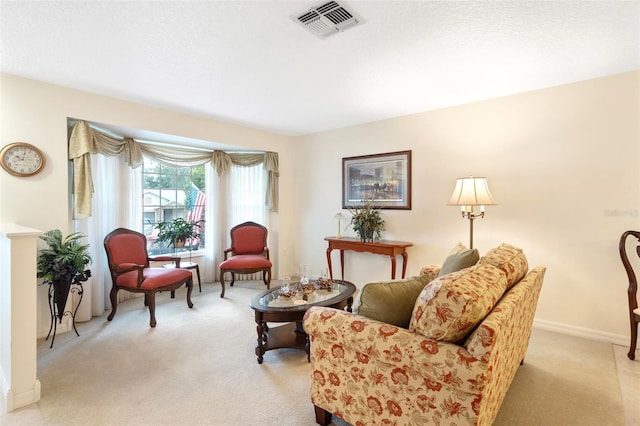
{"left": 342, "top": 150, "right": 412, "bottom": 210}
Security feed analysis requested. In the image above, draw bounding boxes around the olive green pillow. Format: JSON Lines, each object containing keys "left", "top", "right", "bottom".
{"left": 438, "top": 243, "right": 480, "bottom": 276}
{"left": 354, "top": 275, "right": 431, "bottom": 328}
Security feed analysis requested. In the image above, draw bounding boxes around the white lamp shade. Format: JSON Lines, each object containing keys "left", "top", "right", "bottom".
{"left": 448, "top": 176, "right": 497, "bottom": 206}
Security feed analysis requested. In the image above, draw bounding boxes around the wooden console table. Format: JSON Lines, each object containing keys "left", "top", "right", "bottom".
{"left": 325, "top": 237, "right": 413, "bottom": 280}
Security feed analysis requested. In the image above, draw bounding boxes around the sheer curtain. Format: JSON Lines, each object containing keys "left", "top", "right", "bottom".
{"left": 228, "top": 163, "right": 268, "bottom": 226}
{"left": 73, "top": 154, "right": 142, "bottom": 321}
{"left": 208, "top": 163, "right": 269, "bottom": 282}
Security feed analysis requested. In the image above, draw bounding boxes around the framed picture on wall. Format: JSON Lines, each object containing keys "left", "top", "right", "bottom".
{"left": 342, "top": 150, "right": 412, "bottom": 210}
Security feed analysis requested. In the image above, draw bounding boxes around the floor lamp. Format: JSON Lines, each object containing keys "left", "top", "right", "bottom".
{"left": 448, "top": 176, "right": 497, "bottom": 249}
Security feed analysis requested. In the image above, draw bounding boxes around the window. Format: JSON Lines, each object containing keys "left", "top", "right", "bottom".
{"left": 142, "top": 157, "right": 206, "bottom": 255}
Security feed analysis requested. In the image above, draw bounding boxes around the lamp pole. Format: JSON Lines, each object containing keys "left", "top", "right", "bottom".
{"left": 461, "top": 205, "right": 485, "bottom": 249}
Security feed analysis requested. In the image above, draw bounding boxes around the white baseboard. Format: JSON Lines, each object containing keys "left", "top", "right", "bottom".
{"left": 534, "top": 319, "right": 629, "bottom": 347}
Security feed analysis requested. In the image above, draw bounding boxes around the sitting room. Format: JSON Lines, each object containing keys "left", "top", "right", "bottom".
{"left": 1, "top": 1, "right": 639, "bottom": 425}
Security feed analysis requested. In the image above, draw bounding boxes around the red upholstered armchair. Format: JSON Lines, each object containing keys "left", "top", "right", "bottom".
{"left": 219, "top": 221, "right": 272, "bottom": 298}
{"left": 104, "top": 228, "right": 194, "bottom": 327}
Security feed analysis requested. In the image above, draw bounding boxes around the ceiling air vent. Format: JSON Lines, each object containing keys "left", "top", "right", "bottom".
{"left": 291, "top": 1, "right": 360, "bottom": 39}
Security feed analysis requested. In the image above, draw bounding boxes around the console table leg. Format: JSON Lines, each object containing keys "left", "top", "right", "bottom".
{"left": 401, "top": 252, "right": 408, "bottom": 279}
{"left": 339, "top": 250, "right": 345, "bottom": 280}
{"left": 390, "top": 257, "right": 397, "bottom": 279}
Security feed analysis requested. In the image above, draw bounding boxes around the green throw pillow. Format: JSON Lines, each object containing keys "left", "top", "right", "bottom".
{"left": 438, "top": 243, "right": 480, "bottom": 276}
{"left": 355, "top": 275, "right": 431, "bottom": 329}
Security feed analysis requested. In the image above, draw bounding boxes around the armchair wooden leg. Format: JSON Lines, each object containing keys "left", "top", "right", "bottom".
{"left": 186, "top": 278, "right": 194, "bottom": 309}
{"left": 219, "top": 271, "right": 226, "bottom": 298}
{"left": 629, "top": 320, "right": 638, "bottom": 360}
{"left": 107, "top": 286, "right": 118, "bottom": 321}
{"left": 314, "top": 405, "right": 332, "bottom": 426}
{"left": 148, "top": 291, "right": 157, "bottom": 328}
{"left": 263, "top": 269, "right": 271, "bottom": 288}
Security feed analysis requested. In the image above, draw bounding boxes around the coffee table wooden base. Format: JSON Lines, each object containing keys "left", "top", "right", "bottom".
{"left": 250, "top": 280, "right": 355, "bottom": 364}
{"left": 255, "top": 321, "right": 308, "bottom": 364}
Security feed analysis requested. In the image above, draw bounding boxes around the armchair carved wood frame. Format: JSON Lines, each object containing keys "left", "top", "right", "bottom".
{"left": 219, "top": 221, "right": 272, "bottom": 298}
{"left": 104, "top": 228, "right": 194, "bottom": 327}
{"left": 619, "top": 230, "right": 640, "bottom": 360}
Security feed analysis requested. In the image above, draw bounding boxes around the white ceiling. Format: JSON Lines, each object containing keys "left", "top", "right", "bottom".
{"left": 1, "top": 1, "right": 639, "bottom": 138}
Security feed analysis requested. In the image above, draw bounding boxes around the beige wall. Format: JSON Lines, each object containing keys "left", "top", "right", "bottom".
{"left": 295, "top": 71, "right": 640, "bottom": 344}
{"left": 1, "top": 71, "right": 639, "bottom": 344}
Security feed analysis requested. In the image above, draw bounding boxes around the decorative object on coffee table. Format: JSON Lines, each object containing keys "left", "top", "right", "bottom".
{"left": 447, "top": 176, "right": 497, "bottom": 249}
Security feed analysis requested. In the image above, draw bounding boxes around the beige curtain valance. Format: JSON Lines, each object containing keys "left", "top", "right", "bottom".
{"left": 68, "top": 120, "right": 279, "bottom": 218}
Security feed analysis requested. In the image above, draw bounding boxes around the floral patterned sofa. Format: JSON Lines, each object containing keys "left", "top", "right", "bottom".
{"left": 303, "top": 244, "right": 545, "bottom": 426}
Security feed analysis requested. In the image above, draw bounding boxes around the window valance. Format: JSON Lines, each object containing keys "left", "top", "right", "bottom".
{"left": 68, "top": 120, "right": 279, "bottom": 218}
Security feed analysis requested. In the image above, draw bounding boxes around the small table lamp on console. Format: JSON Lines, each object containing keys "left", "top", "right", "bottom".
{"left": 335, "top": 212, "right": 343, "bottom": 239}
{"left": 448, "top": 176, "right": 497, "bottom": 249}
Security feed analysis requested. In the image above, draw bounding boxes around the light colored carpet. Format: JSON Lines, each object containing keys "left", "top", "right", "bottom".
{"left": 493, "top": 330, "right": 624, "bottom": 426}
{"left": 0, "top": 281, "right": 628, "bottom": 425}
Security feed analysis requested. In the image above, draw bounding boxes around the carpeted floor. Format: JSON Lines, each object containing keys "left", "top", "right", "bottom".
{"left": 0, "top": 281, "right": 629, "bottom": 425}
{"left": 493, "top": 330, "right": 624, "bottom": 425}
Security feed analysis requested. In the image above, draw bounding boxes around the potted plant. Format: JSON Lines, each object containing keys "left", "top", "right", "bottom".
{"left": 155, "top": 218, "right": 204, "bottom": 253}
{"left": 37, "top": 229, "right": 92, "bottom": 322}
{"left": 349, "top": 199, "right": 385, "bottom": 242}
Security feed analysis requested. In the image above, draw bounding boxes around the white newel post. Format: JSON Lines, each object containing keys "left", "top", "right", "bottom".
{"left": 0, "top": 224, "right": 42, "bottom": 412}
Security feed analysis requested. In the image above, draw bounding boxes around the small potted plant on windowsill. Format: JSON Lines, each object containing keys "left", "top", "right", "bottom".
{"left": 155, "top": 218, "right": 204, "bottom": 259}
{"left": 349, "top": 199, "right": 385, "bottom": 242}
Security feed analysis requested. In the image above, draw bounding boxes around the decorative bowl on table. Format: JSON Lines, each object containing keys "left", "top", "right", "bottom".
{"left": 316, "top": 278, "right": 334, "bottom": 291}
{"left": 278, "top": 287, "right": 297, "bottom": 300}
{"left": 300, "top": 283, "right": 316, "bottom": 295}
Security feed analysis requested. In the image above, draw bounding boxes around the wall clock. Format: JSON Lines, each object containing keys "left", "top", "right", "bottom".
{"left": 0, "top": 142, "right": 46, "bottom": 177}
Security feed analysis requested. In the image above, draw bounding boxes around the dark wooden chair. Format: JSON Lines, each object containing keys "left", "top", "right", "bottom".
{"left": 219, "top": 221, "right": 272, "bottom": 298}
{"left": 104, "top": 228, "right": 193, "bottom": 327}
{"left": 619, "top": 230, "right": 640, "bottom": 360}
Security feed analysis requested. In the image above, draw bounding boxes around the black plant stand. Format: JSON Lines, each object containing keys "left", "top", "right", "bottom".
{"left": 45, "top": 282, "right": 83, "bottom": 348}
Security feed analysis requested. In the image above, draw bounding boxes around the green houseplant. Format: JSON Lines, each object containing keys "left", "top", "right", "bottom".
{"left": 37, "top": 229, "right": 92, "bottom": 322}
{"left": 349, "top": 199, "right": 385, "bottom": 242}
{"left": 155, "top": 218, "right": 204, "bottom": 249}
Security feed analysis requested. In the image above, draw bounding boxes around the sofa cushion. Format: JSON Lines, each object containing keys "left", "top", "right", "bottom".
{"left": 409, "top": 263, "right": 509, "bottom": 342}
{"left": 354, "top": 274, "right": 431, "bottom": 328}
{"left": 438, "top": 243, "right": 480, "bottom": 276}
{"left": 479, "top": 243, "right": 528, "bottom": 289}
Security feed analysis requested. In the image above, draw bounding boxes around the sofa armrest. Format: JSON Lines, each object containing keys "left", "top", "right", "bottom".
{"left": 303, "top": 306, "right": 490, "bottom": 394}
{"left": 353, "top": 274, "right": 431, "bottom": 328}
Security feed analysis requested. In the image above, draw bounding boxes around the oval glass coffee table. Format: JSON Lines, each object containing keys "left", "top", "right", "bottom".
{"left": 249, "top": 280, "right": 356, "bottom": 364}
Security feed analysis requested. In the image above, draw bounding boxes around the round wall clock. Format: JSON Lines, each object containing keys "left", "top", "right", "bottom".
{"left": 0, "top": 142, "right": 46, "bottom": 177}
